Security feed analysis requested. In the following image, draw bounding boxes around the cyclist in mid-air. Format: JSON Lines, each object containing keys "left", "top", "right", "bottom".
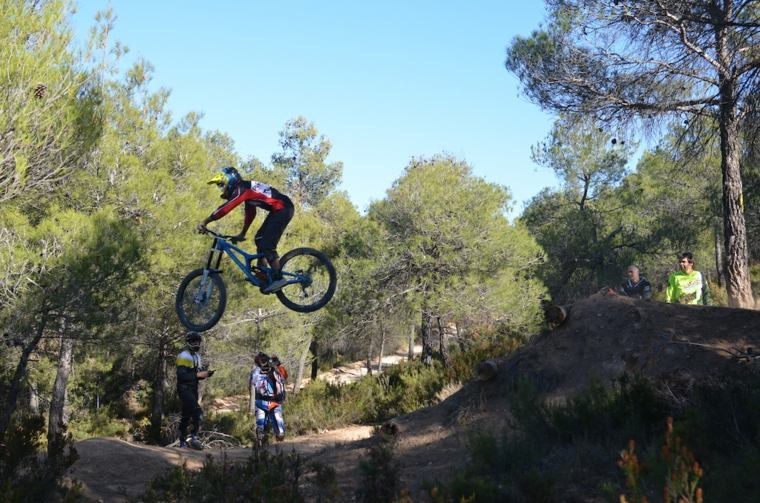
{"left": 197, "top": 166, "right": 294, "bottom": 293}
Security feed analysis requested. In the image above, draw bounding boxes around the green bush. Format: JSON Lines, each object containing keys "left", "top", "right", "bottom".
{"left": 429, "top": 372, "right": 760, "bottom": 502}
{"left": 509, "top": 375, "right": 669, "bottom": 446}
{"left": 69, "top": 406, "right": 132, "bottom": 440}
{"left": 139, "top": 449, "right": 305, "bottom": 502}
{"left": 0, "top": 415, "right": 81, "bottom": 502}
{"left": 283, "top": 332, "right": 523, "bottom": 435}
{"left": 356, "top": 429, "right": 401, "bottom": 503}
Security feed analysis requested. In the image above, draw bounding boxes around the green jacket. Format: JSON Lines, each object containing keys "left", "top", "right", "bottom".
{"left": 665, "top": 270, "right": 711, "bottom": 305}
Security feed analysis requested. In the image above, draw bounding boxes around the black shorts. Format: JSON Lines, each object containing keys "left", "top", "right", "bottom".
{"left": 255, "top": 201, "right": 294, "bottom": 260}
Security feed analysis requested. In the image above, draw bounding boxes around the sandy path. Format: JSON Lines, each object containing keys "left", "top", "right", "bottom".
{"left": 68, "top": 425, "right": 375, "bottom": 502}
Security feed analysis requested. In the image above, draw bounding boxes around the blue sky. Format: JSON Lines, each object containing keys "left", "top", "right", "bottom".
{"left": 71, "top": 1, "right": 560, "bottom": 215}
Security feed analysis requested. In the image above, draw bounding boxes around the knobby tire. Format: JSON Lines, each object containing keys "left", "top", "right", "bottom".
{"left": 275, "top": 247, "right": 337, "bottom": 313}
{"left": 175, "top": 268, "right": 227, "bottom": 332}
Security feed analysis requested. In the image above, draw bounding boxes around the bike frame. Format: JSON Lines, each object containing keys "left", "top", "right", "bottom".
{"left": 202, "top": 231, "right": 300, "bottom": 289}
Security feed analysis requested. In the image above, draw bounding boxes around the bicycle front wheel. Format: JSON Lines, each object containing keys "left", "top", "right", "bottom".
{"left": 176, "top": 268, "right": 227, "bottom": 331}
{"left": 276, "top": 248, "right": 337, "bottom": 313}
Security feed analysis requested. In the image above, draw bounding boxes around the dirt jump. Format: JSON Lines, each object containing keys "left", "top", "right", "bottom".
{"left": 66, "top": 293, "right": 760, "bottom": 501}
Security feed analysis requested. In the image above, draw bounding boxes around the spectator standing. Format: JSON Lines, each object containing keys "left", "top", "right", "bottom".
{"left": 176, "top": 332, "right": 214, "bottom": 449}
{"left": 665, "top": 252, "right": 711, "bottom": 305}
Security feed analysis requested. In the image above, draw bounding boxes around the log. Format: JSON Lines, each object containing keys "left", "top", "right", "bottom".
{"left": 544, "top": 304, "right": 570, "bottom": 328}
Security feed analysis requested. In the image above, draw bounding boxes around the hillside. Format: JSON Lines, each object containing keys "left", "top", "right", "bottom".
{"left": 65, "top": 293, "right": 760, "bottom": 501}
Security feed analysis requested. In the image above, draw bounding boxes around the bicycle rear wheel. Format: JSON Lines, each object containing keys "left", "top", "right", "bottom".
{"left": 275, "top": 248, "right": 336, "bottom": 313}
{"left": 176, "top": 268, "right": 227, "bottom": 331}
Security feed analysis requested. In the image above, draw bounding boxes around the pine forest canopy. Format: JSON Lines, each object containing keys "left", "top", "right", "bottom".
{"left": 506, "top": 0, "right": 760, "bottom": 308}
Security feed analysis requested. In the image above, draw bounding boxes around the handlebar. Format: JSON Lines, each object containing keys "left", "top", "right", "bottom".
{"left": 200, "top": 228, "right": 245, "bottom": 242}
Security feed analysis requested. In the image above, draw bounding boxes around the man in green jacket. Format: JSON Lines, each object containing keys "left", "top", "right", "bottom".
{"left": 665, "top": 252, "right": 711, "bottom": 305}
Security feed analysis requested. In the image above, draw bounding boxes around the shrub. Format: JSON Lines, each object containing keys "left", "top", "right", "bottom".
{"left": 509, "top": 375, "right": 669, "bottom": 447}
{"left": 68, "top": 405, "right": 132, "bottom": 440}
{"left": 283, "top": 332, "right": 523, "bottom": 435}
{"left": 139, "top": 449, "right": 305, "bottom": 502}
{"left": 619, "top": 418, "right": 704, "bottom": 503}
{"left": 356, "top": 429, "right": 401, "bottom": 503}
{"left": 0, "top": 415, "right": 81, "bottom": 502}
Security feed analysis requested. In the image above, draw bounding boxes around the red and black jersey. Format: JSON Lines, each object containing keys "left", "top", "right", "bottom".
{"left": 209, "top": 180, "right": 292, "bottom": 224}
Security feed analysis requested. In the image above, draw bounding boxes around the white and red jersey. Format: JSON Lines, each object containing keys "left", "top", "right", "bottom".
{"left": 209, "top": 180, "right": 292, "bottom": 225}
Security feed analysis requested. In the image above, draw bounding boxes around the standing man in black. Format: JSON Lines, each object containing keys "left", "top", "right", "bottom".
{"left": 176, "top": 332, "right": 213, "bottom": 449}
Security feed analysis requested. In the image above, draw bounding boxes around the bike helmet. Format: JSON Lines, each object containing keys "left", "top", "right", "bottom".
{"left": 186, "top": 331, "right": 202, "bottom": 352}
{"left": 255, "top": 352, "right": 270, "bottom": 367}
{"left": 259, "top": 354, "right": 273, "bottom": 374}
{"left": 207, "top": 166, "right": 241, "bottom": 198}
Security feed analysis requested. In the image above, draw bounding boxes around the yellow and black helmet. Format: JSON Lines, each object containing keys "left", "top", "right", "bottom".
{"left": 207, "top": 166, "right": 241, "bottom": 196}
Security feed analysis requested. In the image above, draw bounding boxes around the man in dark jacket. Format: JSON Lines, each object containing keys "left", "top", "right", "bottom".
{"left": 617, "top": 265, "right": 652, "bottom": 300}
{"left": 176, "top": 332, "right": 213, "bottom": 449}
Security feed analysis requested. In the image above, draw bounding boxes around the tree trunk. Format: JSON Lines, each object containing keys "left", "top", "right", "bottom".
{"left": 714, "top": 223, "right": 724, "bottom": 288}
{"left": 378, "top": 326, "right": 386, "bottom": 373}
{"left": 366, "top": 335, "right": 374, "bottom": 376}
{"left": 421, "top": 309, "right": 435, "bottom": 366}
{"left": 310, "top": 339, "right": 319, "bottom": 380}
{"left": 437, "top": 316, "right": 450, "bottom": 367}
{"left": 48, "top": 334, "right": 74, "bottom": 457}
{"left": 29, "top": 383, "right": 40, "bottom": 415}
{"left": 717, "top": 26, "right": 754, "bottom": 308}
{"left": 0, "top": 313, "right": 48, "bottom": 441}
{"left": 408, "top": 322, "right": 415, "bottom": 361}
{"left": 455, "top": 322, "right": 466, "bottom": 352}
{"left": 149, "top": 335, "right": 168, "bottom": 443}
{"left": 292, "top": 339, "right": 310, "bottom": 396}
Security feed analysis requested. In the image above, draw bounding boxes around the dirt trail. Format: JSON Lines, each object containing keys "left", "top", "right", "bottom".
{"left": 67, "top": 347, "right": 422, "bottom": 501}
{"left": 68, "top": 426, "right": 375, "bottom": 502}
{"left": 66, "top": 295, "right": 760, "bottom": 501}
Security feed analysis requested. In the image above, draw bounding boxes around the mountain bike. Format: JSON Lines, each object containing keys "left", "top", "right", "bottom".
{"left": 175, "top": 229, "right": 337, "bottom": 332}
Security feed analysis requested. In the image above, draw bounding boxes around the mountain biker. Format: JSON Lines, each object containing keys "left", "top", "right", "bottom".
{"left": 665, "top": 252, "right": 711, "bottom": 305}
{"left": 249, "top": 351, "right": 267, "bottom": 407}
{"left": 197, "top": 166, "right": 294, "bottom": 293}
{"left": 252, "top": 353, "right": 287, "bottom": 442}
{"left": 176, "top": 332, "right": 214, "bottom": 449}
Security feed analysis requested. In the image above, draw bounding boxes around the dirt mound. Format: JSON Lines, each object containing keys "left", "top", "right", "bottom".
{"left": 497, "top": 293, "right": 760, "bottom": 401}
{"left": 383, "top": 294, "right": 760, "bottom": 495}
{"left": 66, "top": 295, "right": 760, "bottom": 501}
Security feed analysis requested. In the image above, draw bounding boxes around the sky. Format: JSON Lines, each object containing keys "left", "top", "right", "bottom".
{"left": 70, "top": 1, "right": 560, "bottom": 216}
